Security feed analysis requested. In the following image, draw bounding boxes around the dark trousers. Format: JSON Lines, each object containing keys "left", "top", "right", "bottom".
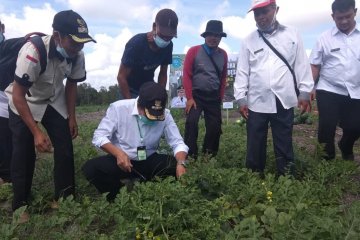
{"left": 246, "top": 99, "right": 294, "bottom": 175}
{"left": 0, "top": 116, "right": 12, "bottom": 182}
{"left": 82, "top": 153, "right": 177, "bottom": 200}
{"left": 9, "top": 105, "right": 75, "bottom": 211}
{"left": 184, "top": 90, "right": 222, "bottom": 157}
{"left": 317, "top": 90, "right": 360, "bottom": 159}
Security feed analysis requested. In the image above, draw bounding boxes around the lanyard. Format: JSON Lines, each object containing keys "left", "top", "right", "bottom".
{"left": 136, "top": 116, "right": 144, "bottom": 145}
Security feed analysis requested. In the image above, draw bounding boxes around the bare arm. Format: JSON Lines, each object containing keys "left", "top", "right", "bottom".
{"left": 158, "top": 64, "right": 168, "bottom": 88}
{"left": 311, "top": 64, "right": 321, "bottom": 83}
{"left": 117, "top": 63, "right": 132, "bottom": 99}
{"left": 65, "top": 80, "right": 78, "bottom": 139}
{"left": 12, "top": 82, "right": 52, "bottom": 152}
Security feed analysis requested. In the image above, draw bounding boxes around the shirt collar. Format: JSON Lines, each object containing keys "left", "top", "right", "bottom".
{"left": 332, "top": 23, "right": 360, "bottom": 36}
{"left": 131, "top": 97, "right": 140, "bottom": 116}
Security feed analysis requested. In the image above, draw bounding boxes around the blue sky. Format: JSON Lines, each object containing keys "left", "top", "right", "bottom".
{"left": 1, "top": 0, "right": 359, "bottom": 89}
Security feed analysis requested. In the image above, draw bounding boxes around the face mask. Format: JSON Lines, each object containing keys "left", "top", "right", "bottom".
{"left": 257, "top": 8, "right": 277, "bottom": 33}
{"left": 153, "top": 33, "right": 171, "bottom": 48}
{"left": 0, "top": 32, "right": 4, "bottom": 43}
{"left": 138, "top": 115, "right": 156, "bottom": 126}
{"left": 56, "top": 34, "right": 70, "bottom": 59}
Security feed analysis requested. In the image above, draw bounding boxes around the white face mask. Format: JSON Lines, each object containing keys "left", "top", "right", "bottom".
{"left": 153, "top": 33, "right": 171, "bottom": 48}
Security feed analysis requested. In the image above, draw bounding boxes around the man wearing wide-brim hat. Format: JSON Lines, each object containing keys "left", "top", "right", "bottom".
{"left": 234, "top": 0, "right": 313, "bottom": 176}
{"left": 82, "top": 82, "right": 189, "bottom": 201}
{"left": 183, "top": 20, "right": 228, "bottom": 158}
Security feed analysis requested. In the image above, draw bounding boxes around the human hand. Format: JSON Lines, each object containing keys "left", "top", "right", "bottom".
{"left": 176, "top": 164, "right": 186, "bottom": 178}
{"left": 68, "top": 116, "right": 78, "bottom": 139}
{"left": 310, "top": 89, "right": 316, "bottom": 101}
{"left": 185, "top": 99, "right": 197, "bottom": 114}
{"left": 239, "top": 105, "right": 249, "bottom": 120}
{"left": 116, "top": 150, "right": 133, "bottom": 172}
{"left": 34, "top": 130, "right": 53, "bottom": 153}
{"left": 298, "top": 99, "right": 311, "bottom": 114}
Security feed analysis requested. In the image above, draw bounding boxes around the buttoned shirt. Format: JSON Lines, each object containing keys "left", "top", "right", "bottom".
{"left": 234, "top": 24, "right": 313, "bottom": 113}
{"left": 310, "top": 26, "right": 360, "bottom": 99}
{"left": 92, "top": 98, "right": 188, "bottom": 161}
{"left": 5, "top": 36, "right": 86, "bottom": 121}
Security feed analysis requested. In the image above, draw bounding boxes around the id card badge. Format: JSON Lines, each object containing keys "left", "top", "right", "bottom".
{"left": 137, "top": 146, "right": 147, "bottom": 161}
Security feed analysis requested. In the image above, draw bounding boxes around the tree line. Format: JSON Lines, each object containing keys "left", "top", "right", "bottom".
{"left": 76, "top": 83, "right": 119, "bottom": 106}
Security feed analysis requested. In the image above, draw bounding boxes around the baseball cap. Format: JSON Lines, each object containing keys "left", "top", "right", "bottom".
{"left": 248, "top": 0, "right": 276, "bottom": 12}
{"left": 52, "top": 10, "right": 96, "bottom": 43}
{"left": 155, "top": 9, "right": 178, "bottom": 37}
{"left": 138, "top": 82, "right": 167, "bottom": 121}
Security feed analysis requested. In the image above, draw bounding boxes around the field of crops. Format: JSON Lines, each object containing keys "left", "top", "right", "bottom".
{"left": 1, "top": 107, "right": 360, "bottom": 239}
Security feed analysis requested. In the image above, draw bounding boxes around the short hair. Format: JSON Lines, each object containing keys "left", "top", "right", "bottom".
{"left": 332, "top": 0, "right": 356, "bottom": 13}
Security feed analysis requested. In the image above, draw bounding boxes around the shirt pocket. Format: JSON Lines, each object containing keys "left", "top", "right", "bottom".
{"left": 249, "top": 47, "right": 267, "bottom": 64}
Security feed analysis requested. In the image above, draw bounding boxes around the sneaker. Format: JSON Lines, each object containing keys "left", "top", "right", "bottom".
{"left": 50, "top": 200, "right": 59, "bottom": 210}
{"left": 338, "top": 142, "right": 354, "bottom": 161}
{"left": 15, "top": 211, "right": 30, "bottom": 224}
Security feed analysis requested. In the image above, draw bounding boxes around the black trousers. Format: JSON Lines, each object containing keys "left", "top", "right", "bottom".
{"left": 9, "top": 105, "right": 75, "bottom": 211}
{"left": 317, "top": 90, "right": 360, "bottom": 159}
{"left": 0, "top": 116, "right": 12, "bottom": 182}
{"left": 82, "top": 153, "right": 177, "bottom": 200}
{"left": 246, "top": 99, "right": 294, "bottom": 175}
{"left": 184, "top": 90, "right": 222, "bottom": 157}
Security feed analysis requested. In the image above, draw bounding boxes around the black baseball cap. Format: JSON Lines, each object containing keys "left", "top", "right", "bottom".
{"left": 52, "top": 10, "right": 96, "bottom": 43}
{"left": 138, "top": 82, "right": 167, "bottom": 121}
{"left": 155, "top": 8, "right": 178, "bottom": 37}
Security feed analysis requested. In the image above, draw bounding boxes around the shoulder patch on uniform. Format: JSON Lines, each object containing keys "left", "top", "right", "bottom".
{"left": 26, "top": 55, "right": 38, "bottom": 63}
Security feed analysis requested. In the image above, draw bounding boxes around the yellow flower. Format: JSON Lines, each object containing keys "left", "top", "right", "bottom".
{"left": 261, "top": 182, "right": 265, "bottom": 186}
{"left": 267, "top": 191, "right": 272, "bottom": 196}
{"left": 136, "top": 234, "right": 141, "bottom": 240}
{"left": 148, "top": 231, "right": 154, "bottom": 238}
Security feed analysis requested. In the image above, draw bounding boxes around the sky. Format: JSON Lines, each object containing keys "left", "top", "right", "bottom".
{"left": 1, "top": 0, "right": 360, "bottom": 90}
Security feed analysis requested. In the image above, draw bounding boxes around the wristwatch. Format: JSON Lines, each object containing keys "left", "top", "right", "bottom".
{"left": 177, "top": 160, "right": 188, "bottom": 168}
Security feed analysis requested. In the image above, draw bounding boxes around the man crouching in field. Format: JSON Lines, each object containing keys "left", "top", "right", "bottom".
{"left": 82, "top": 82, "right": 188, "bottom": 200}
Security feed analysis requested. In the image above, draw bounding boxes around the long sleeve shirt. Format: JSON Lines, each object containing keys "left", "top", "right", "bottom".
{"left": 234, "top": 24, "right": 313, "bottom": 113}
{"left": 309, "top": 26, "right": 360, "bottom": 99}
{"left": 92, "top": 98, "right": 188, "bottom": 160}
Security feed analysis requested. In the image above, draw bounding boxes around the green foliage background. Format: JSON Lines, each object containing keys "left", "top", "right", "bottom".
{"left": 1, "top": 108, "right": 360, "bottom": 240}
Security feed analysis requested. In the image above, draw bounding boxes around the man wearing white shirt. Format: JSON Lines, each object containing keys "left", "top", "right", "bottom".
{"left": 310, "top": 0, "right": 360, "bottom": 160}
{"left": 234, "top": 0, "right": 313, "bottom": 175}
{"left": 82, "top": 82, "right": 188, "bottom": 200}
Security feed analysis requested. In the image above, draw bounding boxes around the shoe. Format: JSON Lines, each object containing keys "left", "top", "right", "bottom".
{"left": 14, "top": 211, "right": 30, "bottom": 224}
{"left": 338, "top": 142, "right": 354, "bottom": 161}
{"left": 50, "top": 200, "right": 59, "bottom": 210}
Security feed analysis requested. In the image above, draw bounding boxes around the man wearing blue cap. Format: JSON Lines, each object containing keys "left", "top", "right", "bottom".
{"left": 5, "top": 10, "right": 95, "bottom": 222}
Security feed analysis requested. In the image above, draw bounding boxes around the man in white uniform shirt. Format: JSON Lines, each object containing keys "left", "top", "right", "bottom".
{"left": 5, "top": 10, "right": 96, "bottom": 221}
{"left": 310, "top": 0, "right": 360, "bottom": 160}
{"left": 0, "top": 19, "right": 11, "bottom": 185}
{"left": 234, "top": 0, "right": 313, "bottom": 176}
{"left": 82, "top": 82, "right": 188, "bottom": 200}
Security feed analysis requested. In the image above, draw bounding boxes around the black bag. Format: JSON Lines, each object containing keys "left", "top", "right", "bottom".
{"left": 0, "top": 32, "right": 47, "bottom": 91}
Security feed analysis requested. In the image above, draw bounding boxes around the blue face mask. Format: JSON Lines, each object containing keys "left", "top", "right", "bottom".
{"left": 56, "top": 45, "right": 70, "bottom": 59}
{"left": 56, "top": 35, "right": 70, "bottom": 59}
{"left": 138, "top": 115, "right": 156, "bottom": 126}
{"left": 153, "top": 34, "right": 171, "bottom": 48}
{"left": 0, "top": 32, "right": 4, "bottom": 43}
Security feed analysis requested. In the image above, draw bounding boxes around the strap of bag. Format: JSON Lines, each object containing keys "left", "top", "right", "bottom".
{"left": 257, "top": 30, "right": 299, "bottom": 96}
{"left": 26, "top": 33, "right": 47, "bottom": 75}
{"left": 201, "top": 45, "right": 222, "bottom": 80}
